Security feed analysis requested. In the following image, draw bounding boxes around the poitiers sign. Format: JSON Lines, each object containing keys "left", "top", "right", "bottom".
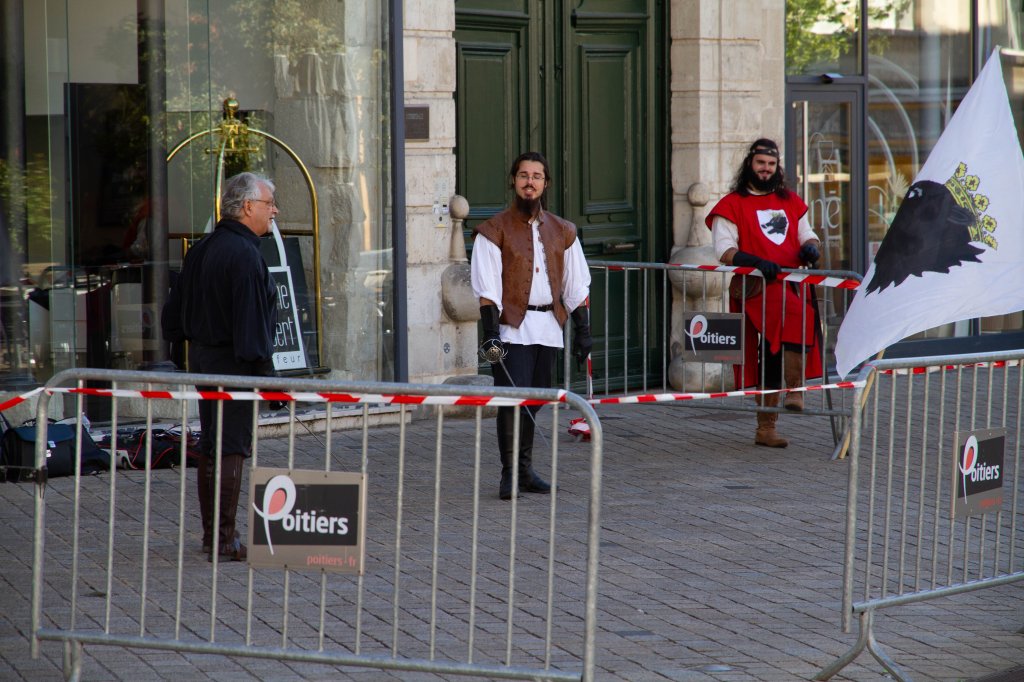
{"left": 952, "top": 428, "right": 1005, "bottom": 519}
{"left": 681, "top": 313, "right": 743, "bottom": 363}
{"left": 248, "top": 468, "right": 365, "bottom": 573}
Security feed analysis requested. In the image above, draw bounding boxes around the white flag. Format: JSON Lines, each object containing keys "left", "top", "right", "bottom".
{"left": 835, "top": 50, "right": 1024, "bottom": 378}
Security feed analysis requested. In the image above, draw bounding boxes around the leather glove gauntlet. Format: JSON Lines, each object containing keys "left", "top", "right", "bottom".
{"left": 798, "top": 242, "right": 820, "bottom": 266}
{"left": 479, "top": 304, "right": 504, "bottom": 364}
{"left": 570, "top": 306, "right": 593, "bottom": 370}
{"left": 732, "top": 250, "right": 781, "bottom": 282}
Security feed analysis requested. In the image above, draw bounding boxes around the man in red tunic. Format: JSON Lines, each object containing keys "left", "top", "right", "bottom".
{"left": 705, "top": 138, "right": 822, "bottom": 448}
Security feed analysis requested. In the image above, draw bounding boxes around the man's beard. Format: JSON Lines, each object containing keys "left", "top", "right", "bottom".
{"left": 748, "top": 169, "right": 782, "bottom": 193}
{"left": 514, "top": 194, "right": 542, "bottom": 216}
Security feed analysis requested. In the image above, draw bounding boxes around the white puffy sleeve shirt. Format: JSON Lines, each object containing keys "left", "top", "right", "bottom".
{"left": 471, "top": 218, "right": 591, "bottom": 349}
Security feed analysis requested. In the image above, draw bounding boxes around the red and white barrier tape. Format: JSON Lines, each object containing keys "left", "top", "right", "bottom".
{"left": 0, "top": 387, "right": 43, "bottom": 414}
{"left": 568, "top": 417, "right": 591, "bottom": 441}
{"left": 878, "top": 359, "right": 1022, "bottom": 376}
{"left": 8, "top": 363, "right": 1018, "bottom": 415}
{"left": 1, "top": 380, "right": 873, "bottom": 413}
{"left": 660, "top": 263, "right": 861, "bottom": 290}
{"left": 39, "top": 386, "right": 567, "bottom": 408}
{"left": 586, "top": 380, "right": 865, "bottom": 405}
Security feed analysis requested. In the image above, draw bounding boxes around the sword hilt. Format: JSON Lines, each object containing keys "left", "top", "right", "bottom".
{"left": 479, "top": 340, "right": 506, "bottom": 364}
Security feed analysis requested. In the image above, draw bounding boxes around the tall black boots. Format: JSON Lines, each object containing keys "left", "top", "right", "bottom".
{"left": 497, "top": 407, "right": 551, "bottom": 500}
{"left": 198, "top": 453, "right": 248, "bottom": 561}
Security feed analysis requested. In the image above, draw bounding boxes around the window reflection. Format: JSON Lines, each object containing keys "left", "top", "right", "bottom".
{"left": 866, "top": 1, "right": 974, "bottom": 339}
{"left": 793, "top": 105, "right": 853, "bottom": 272}
{"left": 978, "top": 1, "right": 1024, "bottom": 334}
{"left": 0, "top": 0, "right": 395, "bottom": 390}
{"left": 787, "top": 0, "right": 1024, "bottom": 340}
{"left": 786, "top": 0, "right": 862, "bottom": 76}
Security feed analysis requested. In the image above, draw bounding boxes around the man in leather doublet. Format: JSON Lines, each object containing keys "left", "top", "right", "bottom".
{"left": 471, "top": 151, "right": 592, "bottom": 499}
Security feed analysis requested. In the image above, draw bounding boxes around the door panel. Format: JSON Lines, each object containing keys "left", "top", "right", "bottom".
{"left": 792, "top": 100, "right": 855, "bottom": 271}
{"left": 456, "top": 17, "right": 531, "bottom": 220}
{"left": 579, "top": 47, "right": 635, "bottom": 214}
{"left": 567, "top": 9, "right": 656, "bottom": 390}
{"left": 567, "top": 11, "right": 646, "bottom": 256}
{"left": 786, "top": 86, "right": 865, "bottom": 272}
{"left": 456, "top": 0, "right": 664, "bottom": 392}
{"left": 786, "top": 85, "right": 865, "bottom": 358}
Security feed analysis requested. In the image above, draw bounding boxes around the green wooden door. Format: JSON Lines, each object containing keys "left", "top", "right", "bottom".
{"left": 456, "top": 0, "right": 665, "bottom": 392}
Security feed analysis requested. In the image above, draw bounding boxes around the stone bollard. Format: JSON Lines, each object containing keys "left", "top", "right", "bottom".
{"left": 441, "top": 195, "right": 479, "bottom": 322}
{"left": 439, "top": 194, "right": 494, "bottom": 416}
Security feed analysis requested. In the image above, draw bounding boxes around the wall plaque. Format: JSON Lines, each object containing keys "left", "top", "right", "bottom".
{"left": 405, "top": 106, "right": 429, "bottom": 140}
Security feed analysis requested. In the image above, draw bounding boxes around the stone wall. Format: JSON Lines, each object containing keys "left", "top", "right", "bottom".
{"left": 393, "top": 0, "right": 786, "bottom": 387}
{"left": 403, "top": 0, "right": 477, "bottom": 385}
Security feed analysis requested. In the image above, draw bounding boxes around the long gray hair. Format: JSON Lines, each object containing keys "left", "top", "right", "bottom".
{"left": 220, "top": 172, "right": 275, "bottom": 219}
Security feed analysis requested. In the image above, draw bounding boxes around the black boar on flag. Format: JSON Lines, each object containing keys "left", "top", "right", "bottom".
{"left": 835, "top": 49, "right": 1024, "bottom": 378}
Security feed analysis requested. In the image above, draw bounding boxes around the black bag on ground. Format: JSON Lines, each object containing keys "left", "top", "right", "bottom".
{"left": 98, "top": 427, "right": 200, "bottom": 470}
{"left": 0, "top": 419, "right": 110, "bottom": 482}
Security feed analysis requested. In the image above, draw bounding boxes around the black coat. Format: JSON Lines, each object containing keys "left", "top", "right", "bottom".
{"left": 162, "top": 219, "right": 276, "bottom": 370}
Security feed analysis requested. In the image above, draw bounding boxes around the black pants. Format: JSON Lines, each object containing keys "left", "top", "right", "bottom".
{"left": 758, "top": 340, "right": 803, "bottom": 390}
{"left": 492, "top": 343, "right": 555, "bottom": 415}
{"left": 189, "top": 344, "right": 260, "bottom": 458}
{"left": 492, "top": 343, "right": 555, "bottom": 465}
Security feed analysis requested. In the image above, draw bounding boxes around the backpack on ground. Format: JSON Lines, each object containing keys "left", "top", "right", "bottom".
{"left": 0, "top": 415, "right": 110, "bottom": 482}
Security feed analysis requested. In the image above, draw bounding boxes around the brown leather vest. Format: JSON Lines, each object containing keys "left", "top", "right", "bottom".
{"left": 473, "top": 206, "right": 577, "bottom": 328}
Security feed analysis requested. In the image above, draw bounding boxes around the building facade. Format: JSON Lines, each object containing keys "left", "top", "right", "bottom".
{"left": 2, "top": 1, "right": 1023, "bottom": 412}
{"left": 1, "top": 0, "right": 397, "bottom": 409}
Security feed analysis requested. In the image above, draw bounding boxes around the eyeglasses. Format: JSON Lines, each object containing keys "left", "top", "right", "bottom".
{"left": 515, "top": 172, "right": 546, "bottom": 183}
{"left": 250, "top": 198, "right": 277, "bottom": 209}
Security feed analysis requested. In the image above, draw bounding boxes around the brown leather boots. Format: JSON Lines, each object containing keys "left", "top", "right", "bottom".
{"left": 198, "top": 453, "right": 248, "bottom": 561}
{"left": 755, "top": 393, "right": 788, "bottom": 448}
{"left": 783, "top": 350, "right": 804, "bottom": 412}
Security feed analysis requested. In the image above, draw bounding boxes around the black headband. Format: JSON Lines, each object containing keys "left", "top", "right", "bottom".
{"left": 750, "top": 146, "right": 779, "bottom": 158}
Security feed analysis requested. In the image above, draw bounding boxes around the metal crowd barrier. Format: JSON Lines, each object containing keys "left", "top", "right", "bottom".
{"left": 817, "top": 350, "right": 1024, "bottom": 681}
{"left": 28, "top": 368, "right": 602, "bottom": 681}
{"left": 576, "top": 261, "right": 862, "bottom": 454}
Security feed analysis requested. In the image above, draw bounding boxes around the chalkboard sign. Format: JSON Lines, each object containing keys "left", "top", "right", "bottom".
{"left": 269, "top": 266, "right": 307, "bottom": 371}
{"left": 260, "top": 233, "right": 321, "bottom": 372}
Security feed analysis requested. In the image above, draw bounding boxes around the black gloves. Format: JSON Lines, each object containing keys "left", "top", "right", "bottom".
{"left": 570, "top": 306, "right": 593, "bottom": 370}
{"left": 480, "top": 304, "right": 501, "bottom": 343}
{"left": 479, "top": 304, "right": 504, "bottom": 364}
{"left": 731, "top": 250, "right": 781, "bottom": 282}
{"left": 799, "top": 242, "right": 820, "bottom": 266}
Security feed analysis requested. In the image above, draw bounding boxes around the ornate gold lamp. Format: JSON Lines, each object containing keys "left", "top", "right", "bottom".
{"left": 166, "top": 98, "right": 323, "bottom": 364}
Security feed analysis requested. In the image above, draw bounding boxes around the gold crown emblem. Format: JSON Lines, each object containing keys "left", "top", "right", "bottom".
{"left": 944, "top": 161, "right": 997, "bottom": 248}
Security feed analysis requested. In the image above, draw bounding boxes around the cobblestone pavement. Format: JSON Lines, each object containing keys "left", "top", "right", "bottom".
{"left": 1, "top": 398, "right": 1022, "bottom": 681}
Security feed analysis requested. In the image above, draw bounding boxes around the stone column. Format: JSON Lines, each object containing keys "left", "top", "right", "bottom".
{"left": 668, "top": 0, "right": 785, "bottom": 390}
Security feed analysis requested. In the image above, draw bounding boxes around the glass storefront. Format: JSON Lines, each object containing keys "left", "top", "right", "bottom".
{"left": 865, "top": 1, "right": 973, "bottom": 339}
{"left": 786, "top": 0, "right": 1024, "bottom": 343}
{"left": 978, "top": 1, "right": 1024, "bottom": 335}
{"left": 0, "top": 0, "right": 395, "bottom": 391}
{"left": 785, "top": 0, "right": 863, "bottom": 77}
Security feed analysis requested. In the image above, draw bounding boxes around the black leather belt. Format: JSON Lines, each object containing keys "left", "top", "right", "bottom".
{"left": 527, "top": 304, "right": 553, "bottom": 312}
